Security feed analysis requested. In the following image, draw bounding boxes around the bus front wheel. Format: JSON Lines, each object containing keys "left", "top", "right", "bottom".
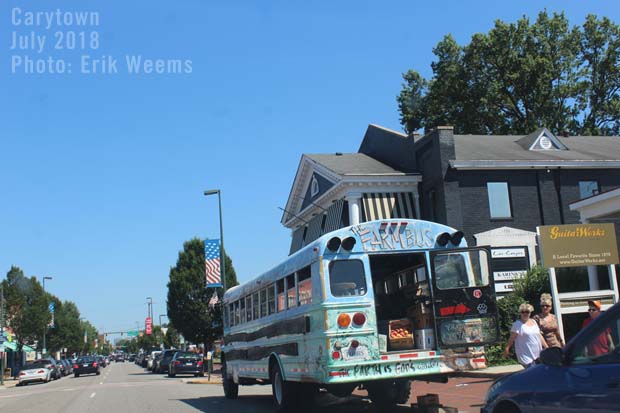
{"left": 270, "top": 365, "right": 297, "bottom": 412}
{"left": 222, "top": 361, "right": 239, "bottom": 399}
{"left": 367, "top": 379, "right": 412, "bottom": 406}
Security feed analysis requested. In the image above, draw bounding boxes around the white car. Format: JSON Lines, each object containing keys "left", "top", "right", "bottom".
{"left": 18, "top": 360, "right": 53, "bottom": 386}
{"left": 147, "top": 351, "right": 161, "bottom": 371}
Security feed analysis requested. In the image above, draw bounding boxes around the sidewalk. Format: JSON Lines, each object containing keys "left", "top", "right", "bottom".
{"left": 452, "top": 364, "right": 523, "bottom": 379}
{"left": 0, "top": 378, "right": 19, "bottom": 389}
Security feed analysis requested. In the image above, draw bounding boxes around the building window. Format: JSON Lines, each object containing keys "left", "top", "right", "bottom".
{"left": 311, "top": 176, "right": 319, "bottom": 197}
{"left": 579, "top": 181, "right": 599, "bottom": 199}
{"left": 487, "top": 182, "right": 512, "bottom": 219}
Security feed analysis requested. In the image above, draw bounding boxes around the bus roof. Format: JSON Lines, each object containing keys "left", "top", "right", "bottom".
{"left": 223, "top": 219, "right": 465, "bottom": 303}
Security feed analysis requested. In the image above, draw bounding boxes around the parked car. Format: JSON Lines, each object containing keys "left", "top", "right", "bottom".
{"left": 38, "top": 358, "right": 62, "bottom": 380}
{"left": 73, "top": 355, "right": 101, "bottom": 377}
{"left": 62, "top": 359, "right": 74, "bottom": 375}
{"left": 154, "top": 349, "right": 177, "bottom": 374}
{"left": 97, "top": 355, "right": 107, "bottom": 368}
{"left": 147, "top": 351, "right": 161, "bottom": 371}
{"left": 482, "top": 302, "right": 620, "bottom": 413}
{"left": 18, "top": 360, "right": 54, "bottom": 386}
{"left": 168, "top": 351, "right": 204, "bottom": 377}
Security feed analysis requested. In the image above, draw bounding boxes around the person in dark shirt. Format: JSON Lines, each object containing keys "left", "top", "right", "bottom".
{"left": 581, "top": 300, "right": 614, "bottom": 356}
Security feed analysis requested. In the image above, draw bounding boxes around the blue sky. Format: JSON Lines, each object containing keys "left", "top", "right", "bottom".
{"left": 1, "top": 0, "right": 617, "bottom": 338}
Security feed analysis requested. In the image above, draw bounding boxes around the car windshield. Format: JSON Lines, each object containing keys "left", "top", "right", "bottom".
{"left": 77, "top": 357, "right": 94, "bottom": 363}
{"left": 175, "top": 352, "right": 199, "bottom": 359}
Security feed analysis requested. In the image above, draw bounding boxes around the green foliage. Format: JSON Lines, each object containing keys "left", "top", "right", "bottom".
{"left": 167, "top": 238, "right": 238, "bottom": 349}
{"left": 487, "top": 265, "right": 551, "bottom": 366}
{"left": 47, "top": 300, "right": 84, "bottom": 354}
{"left": 398, "top": 12, "right": 620, "bottom": 136}
{"left": 164, "top": 324, "right": 180, "bottom": 349}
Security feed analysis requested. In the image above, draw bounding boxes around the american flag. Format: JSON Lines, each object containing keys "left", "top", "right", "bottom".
{"left": 205, "top": 239, "right": 222, "bottom": 287}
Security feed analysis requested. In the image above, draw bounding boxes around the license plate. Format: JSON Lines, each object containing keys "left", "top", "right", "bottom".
{"left": 83, "top": 364, "right": 89, "bottom": 367}
{"left": 186, "top": 363, "right": 193, "bottom": 366}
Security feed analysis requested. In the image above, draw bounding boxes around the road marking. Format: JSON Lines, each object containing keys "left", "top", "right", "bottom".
{"left": 90, "top": 392, "right": 96, "bottom": 398}
{"left": 61, "top": 388, "right": 76, "bottom": 392}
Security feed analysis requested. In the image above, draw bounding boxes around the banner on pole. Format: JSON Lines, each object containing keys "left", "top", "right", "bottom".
{"left": 205, "top": 239, "right": 222, "bottom": 287}
{"left": 48, "top": 302, "right": 55, "bottom": 328}
{"left": 145, "top": 317, "right": 153, "bottom": 335}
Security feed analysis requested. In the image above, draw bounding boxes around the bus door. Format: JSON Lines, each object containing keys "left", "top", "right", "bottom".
{"left": 429, "top": 247, "right": 500, "bottom": 349}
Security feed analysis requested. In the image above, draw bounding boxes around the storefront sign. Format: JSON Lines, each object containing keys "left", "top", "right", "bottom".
{"left": 493, "top": 270, "right": 526, "bottom": 282}
{"left": 539, "top": 223, "right": 619, "bottom": 268}
{"left": 494, "top": 283, "right": 515, "bottom": 294}
{"left": 491, "top": 248, "right": 526, "bottom": 258}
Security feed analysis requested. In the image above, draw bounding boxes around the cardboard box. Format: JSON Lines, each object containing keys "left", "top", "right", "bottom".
{"left": 388, "top": 319, "right": 414, "bottom": 351}
{"left": 414, "top": 328, "right": 435, "bottom": 350}
{"left": 413, "top": 313, "right": 434, "bottom": 329}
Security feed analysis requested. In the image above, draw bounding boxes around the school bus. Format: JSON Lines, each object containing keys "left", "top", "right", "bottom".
{"left": 221, "top": 219, "right": 499, "bottom": 411}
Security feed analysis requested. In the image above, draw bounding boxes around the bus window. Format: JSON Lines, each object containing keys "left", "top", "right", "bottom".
{"left": 252, "top": 292, "right": 259, "bottom": 320}
{"left": 277, "top": 279, "right": 286, "bottom": 311}
{"left": 298, "top": 266, "right": 312, "bottom": 306}
{"left": 329, "top": 260, "right": 367, "bottom": 297}
{"left": 434, "top": 250, "right": 489, "bottom": 290}
{"left": 287, "top": 274, "right": 297, "bottom": 309}
{"left": 246, "top": 296, "right": 252, "bottom": 322}
{"left": 261, "top": 288, "right": 268, "bottom": 317}
{"left": 268, "top": 285, "right": 276, "bottom": 314}
{"left": 234, "top": 301, "right": 240, "bottom": 325}
{"left": 240, "top": 298, "right": 246, "bottom": 324}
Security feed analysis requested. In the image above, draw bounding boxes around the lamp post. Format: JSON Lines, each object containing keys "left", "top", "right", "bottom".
{"left": 203, "top": 189, "right": 227, "bottom": 292}
{"left": 146, "top": 297, "right": 153, "bottom": 320}
{"left": 79, "top": 317, "right": 87, "bottom": 355}
{"left": 42, "top": 276, "right": 52, "bottom": 356}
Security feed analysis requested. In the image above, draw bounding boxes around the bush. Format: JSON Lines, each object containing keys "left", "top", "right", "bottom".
{"left": 486, "top": 265, "right": 550, "bottom": 367}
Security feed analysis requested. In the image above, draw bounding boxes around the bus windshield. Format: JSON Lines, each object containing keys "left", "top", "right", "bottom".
{"left": 329, "top": 259, "right": 367, "bottom": 297}
{"left": 434, "top": 250, "right": 489, "bottom": 290}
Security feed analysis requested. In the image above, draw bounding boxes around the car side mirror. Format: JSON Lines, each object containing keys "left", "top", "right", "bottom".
{"left": 539, "top": 347, "right": 563, "bottom": 367}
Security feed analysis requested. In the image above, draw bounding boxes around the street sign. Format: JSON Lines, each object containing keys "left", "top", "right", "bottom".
{"left": 127, "top": 330, "right": 138, "bottom": 337}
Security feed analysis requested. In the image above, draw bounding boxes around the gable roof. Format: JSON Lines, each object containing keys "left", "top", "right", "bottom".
{"left": 305, "top": 153, "right": 409, "bottom": 176}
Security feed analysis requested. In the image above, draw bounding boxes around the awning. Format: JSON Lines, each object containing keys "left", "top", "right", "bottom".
{"left": 362, "top": 192, "right": 417, "bottom": 221}
{"left": 2, "top": 342, "right": 35, "bottom": 352}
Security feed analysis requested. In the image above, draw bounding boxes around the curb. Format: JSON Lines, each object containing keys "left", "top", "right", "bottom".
{"left": 182, "top": 377, "right": 223, "bottom": 385}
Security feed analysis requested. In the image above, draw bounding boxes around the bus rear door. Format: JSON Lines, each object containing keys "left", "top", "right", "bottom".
{"left": 429, "top": 247, "right": 500, "bottom": 349}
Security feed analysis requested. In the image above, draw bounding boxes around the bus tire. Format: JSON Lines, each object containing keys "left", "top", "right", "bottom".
{"left": 222, "top": 361, "right": 238, "bottom": 399}
{"left": 270, "top": 364, "right": 297, "bottom": 412}
{"left": 367, "top": 379, "right": 411, "bottom": 406}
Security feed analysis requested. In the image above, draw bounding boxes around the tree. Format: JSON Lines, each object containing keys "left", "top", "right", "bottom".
{"left": 398, "top": 12, "right": 620, "bottom": 136}
{"left": 167, "top": 238, "right": 238, "bottom": 351}
{"left": 163, "top": 324, "right": 180, "bottom": 349}
{"left": 47, "top": 300, "right": 84, "bottom": 354}
{"left": 2, "top": 267, "right": 50, "bottom": 354}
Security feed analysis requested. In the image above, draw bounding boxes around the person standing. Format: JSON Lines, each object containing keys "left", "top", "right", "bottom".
{"left": 534, "top": 293, "right": 564, "bottom": 348}
{"left": 581, "top": 300, "right": 614, "bottom": 356}
{"left": 504, "top": 303, "right": 548, "bottom": 367}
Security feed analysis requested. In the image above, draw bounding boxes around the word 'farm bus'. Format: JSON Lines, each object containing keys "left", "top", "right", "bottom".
{"left": 221, "top": 219, "right": 500, "bottom": 411}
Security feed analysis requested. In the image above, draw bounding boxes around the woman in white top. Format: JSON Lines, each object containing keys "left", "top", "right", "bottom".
{"left": 504, "top": 303, "right": 548, "bottom": 367}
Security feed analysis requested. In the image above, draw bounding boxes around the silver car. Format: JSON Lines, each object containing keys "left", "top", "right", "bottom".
{"left": 18, "top": 360, "right": 53, "bottom": 386}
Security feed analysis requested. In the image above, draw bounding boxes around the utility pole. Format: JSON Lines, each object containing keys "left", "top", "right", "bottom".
{"left": 1, "top": 282, "right": 4, "bottom": 385}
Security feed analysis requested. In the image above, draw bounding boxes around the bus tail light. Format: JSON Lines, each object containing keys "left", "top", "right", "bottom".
{"left": 352, "top": 312, "right": 366, "bottom": 326}
{"left": 350, "top": 340, "right": 359, "bottom": 348}
{"left": 331, "top": 351, "right": 341, "bottom": 360}
{"left": 337, "top": 313, "right": 351, "bottom": 328}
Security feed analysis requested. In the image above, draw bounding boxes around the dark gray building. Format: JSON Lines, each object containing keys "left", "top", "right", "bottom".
{"left": 282, "top": 124, "right": 620, "bottom": 293}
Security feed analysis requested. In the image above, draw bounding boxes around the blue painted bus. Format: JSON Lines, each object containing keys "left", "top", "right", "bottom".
{"left": 221, "top": 219, "right": 499, "bottom": 411}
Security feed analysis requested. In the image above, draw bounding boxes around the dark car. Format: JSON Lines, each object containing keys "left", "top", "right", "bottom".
{"left": 96, "top": 355, "right": 107, "bottom": 368}
{"left": 168, "top": 352, "right": 204, "bottom": 377}
{"left": 60, "top": 359, "right": 73, "bottom": 375}
{"left": 73, "top": 356, "right": 101, "bottom": 377}
{"left": 482, "top": 302, "right": 620, "bottom": 413}
{"left": 155, "top": 350, "right": 178, "bottom": 374}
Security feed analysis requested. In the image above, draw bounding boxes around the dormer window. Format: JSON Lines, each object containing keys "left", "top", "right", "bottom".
{"left": 517, "top": 127, "right": 568, "bottom": 151}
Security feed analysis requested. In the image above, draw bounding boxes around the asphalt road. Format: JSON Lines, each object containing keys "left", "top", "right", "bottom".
{"left": 0, "top": 362, "right": 491, "bottom": 413}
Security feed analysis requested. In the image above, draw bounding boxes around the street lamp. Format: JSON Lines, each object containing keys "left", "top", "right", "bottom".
{"left": 42, "top": 276, "right": 52, "bottom": 356}
{"left": 203, "top": 189, "right": 227, "bottom": 291}
{"left": 159, "top": 314, "right": 167, "bottom": 328}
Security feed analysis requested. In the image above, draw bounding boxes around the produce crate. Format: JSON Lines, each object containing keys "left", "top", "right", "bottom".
{"left": 388, "top": 319, "right": 414, "bottom": 351}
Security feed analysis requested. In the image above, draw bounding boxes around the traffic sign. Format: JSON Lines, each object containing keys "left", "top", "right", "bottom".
{"left": 127, "top": 330, "right": 138, "bottom": 337}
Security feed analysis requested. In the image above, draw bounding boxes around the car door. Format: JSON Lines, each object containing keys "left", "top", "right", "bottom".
{"left": 429, "top": 247, "right": 500, "bottom": 349}
{"left": 532, "top": 305, "right": 620, "bottom": 413}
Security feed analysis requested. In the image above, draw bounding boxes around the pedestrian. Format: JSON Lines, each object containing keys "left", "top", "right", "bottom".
{"left": 504, "top": 303, "right": 547, "bottom": 368}
{"left": 533, "top": 293, "right": 564, "bottom": 348}
{"left": 581, "top": 300, "right": 615, "bottom": 356}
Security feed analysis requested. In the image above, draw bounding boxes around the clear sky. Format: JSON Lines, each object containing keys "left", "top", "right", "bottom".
{"left": 1, "top": 0, "right": 617, "bottom": 339}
